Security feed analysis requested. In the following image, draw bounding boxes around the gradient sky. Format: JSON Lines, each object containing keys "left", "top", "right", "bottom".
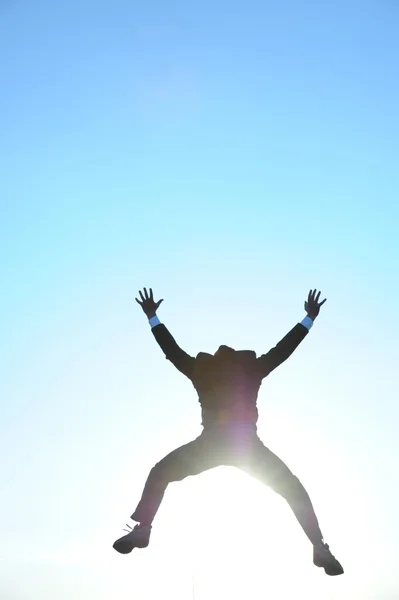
{"left": 1, "top": 1, "right": 398, "bottom": 598}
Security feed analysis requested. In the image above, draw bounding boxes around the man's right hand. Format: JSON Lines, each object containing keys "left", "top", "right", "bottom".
{"left": 135, "top": 288, "right": 164, "bottom": 319}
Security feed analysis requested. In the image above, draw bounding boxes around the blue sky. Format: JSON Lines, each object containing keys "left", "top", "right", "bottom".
{"left": 1, "top": 0, "right": 398, "bottom": 598}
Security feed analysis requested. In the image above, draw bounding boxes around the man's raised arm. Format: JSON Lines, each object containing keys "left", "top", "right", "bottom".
{"left": 135, "top": 288, "right": 195, "bottom": 379}
{"left": 257, "top": 289, "right": 327, "bottom": 378}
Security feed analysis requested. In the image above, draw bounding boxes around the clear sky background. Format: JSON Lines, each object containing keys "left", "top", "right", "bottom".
{"left": 1, "top": 1, "right": 398, "bottom": 598}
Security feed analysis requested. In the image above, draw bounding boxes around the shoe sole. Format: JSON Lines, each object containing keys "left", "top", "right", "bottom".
{"left": 113, "top": 540, "right": 150, "bottom": 554}
{"left": 113, "top": 543, "right": 133, "bottom": 554}
{"left": 314, "top": 559, "right": 344, "bottom": 576}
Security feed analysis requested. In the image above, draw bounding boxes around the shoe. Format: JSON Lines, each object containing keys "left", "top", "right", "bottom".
{"left": 113, "top": 523, "right": 152, "bottom": 554}
{"left": 313, "top": 542, "right": 344, "bottom": 576}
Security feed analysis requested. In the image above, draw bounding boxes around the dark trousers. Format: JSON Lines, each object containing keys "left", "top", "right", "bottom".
{"left": 132, "top": 424, "right": 323, "bottom": 545}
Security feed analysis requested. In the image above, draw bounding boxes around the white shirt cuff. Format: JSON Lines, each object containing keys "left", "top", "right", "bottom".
{"left": 148, "top": 315, "right": 161, "bottom": 328}
{"left": 300, "top": 316, "right": 314, "bottom": 330}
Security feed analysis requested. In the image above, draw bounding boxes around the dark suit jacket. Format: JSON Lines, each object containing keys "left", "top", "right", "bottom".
{"left": 151, "top": 322, "right": 309, "bottom": 427}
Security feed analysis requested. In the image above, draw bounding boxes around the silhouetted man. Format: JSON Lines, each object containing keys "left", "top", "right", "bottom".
{"left": 113, "top": 288, "right": 343, "bottom": 576}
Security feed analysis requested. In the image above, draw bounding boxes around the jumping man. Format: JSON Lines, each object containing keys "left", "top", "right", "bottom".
{"left": 113, "top": 288, "right": 343, "bottom": 576}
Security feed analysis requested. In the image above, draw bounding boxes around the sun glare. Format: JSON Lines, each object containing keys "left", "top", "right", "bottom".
{"left": 154, "top": 466, "right": 331, "bottom": 600}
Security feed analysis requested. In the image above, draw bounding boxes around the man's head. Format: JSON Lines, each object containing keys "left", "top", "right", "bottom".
{"left": 195, "top": 346, "right": 257, "bottom": 364}
{"left": 212, "top": 345, "right": 258, "bottom": 373}
{"left": 214, "top": 345, "right": 235, "bottom": 358}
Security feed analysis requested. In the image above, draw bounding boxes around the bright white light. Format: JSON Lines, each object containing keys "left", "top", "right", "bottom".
{"left": 153, "top": 466, "right": 335, "bottom": 600}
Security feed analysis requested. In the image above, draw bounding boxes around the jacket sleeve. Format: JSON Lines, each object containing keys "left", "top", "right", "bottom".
{"left": 151, "top": 323, "right": 195, "bottom": 379}
{"left": 257, "top": 323, "right": 309, "bottom": 378}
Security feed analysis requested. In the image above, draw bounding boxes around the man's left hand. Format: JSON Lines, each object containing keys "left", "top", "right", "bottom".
{"left": 304, "top": 289, "right": 327, "bottom": 320}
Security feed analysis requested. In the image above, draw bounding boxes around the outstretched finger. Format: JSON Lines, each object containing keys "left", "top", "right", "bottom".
{"left": 308, "top": 289, "right": 312, "bottom": 302}
{"left": 135, "top": 297, "right": 142, "bottom": 305}
{"left": 139, "top": 290, "right": 145, "bottom": 302}
{"left": 315, "top": 290, "right": 321, "bottom": 303}
{"left": 149, "top": 288, "right": 154, "bottom": 300}
{"left": 319, "top": 298, "right": 327, "bottom": 306}
{"left": 143, "top": 288, "right": 149, "bottom": 299}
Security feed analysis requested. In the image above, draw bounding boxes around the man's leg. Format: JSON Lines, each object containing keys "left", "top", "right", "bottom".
{"left": 238, "top": 437, "right": 323, "bottom": 544}
{"left": 113, "top": 432, "right": 221, "bottom": 553}
{"left": 132, "top": 433, "right": 219, "bottom": 526}
{"left": 237, "top": 435, "right": 343, "bottom": 575}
